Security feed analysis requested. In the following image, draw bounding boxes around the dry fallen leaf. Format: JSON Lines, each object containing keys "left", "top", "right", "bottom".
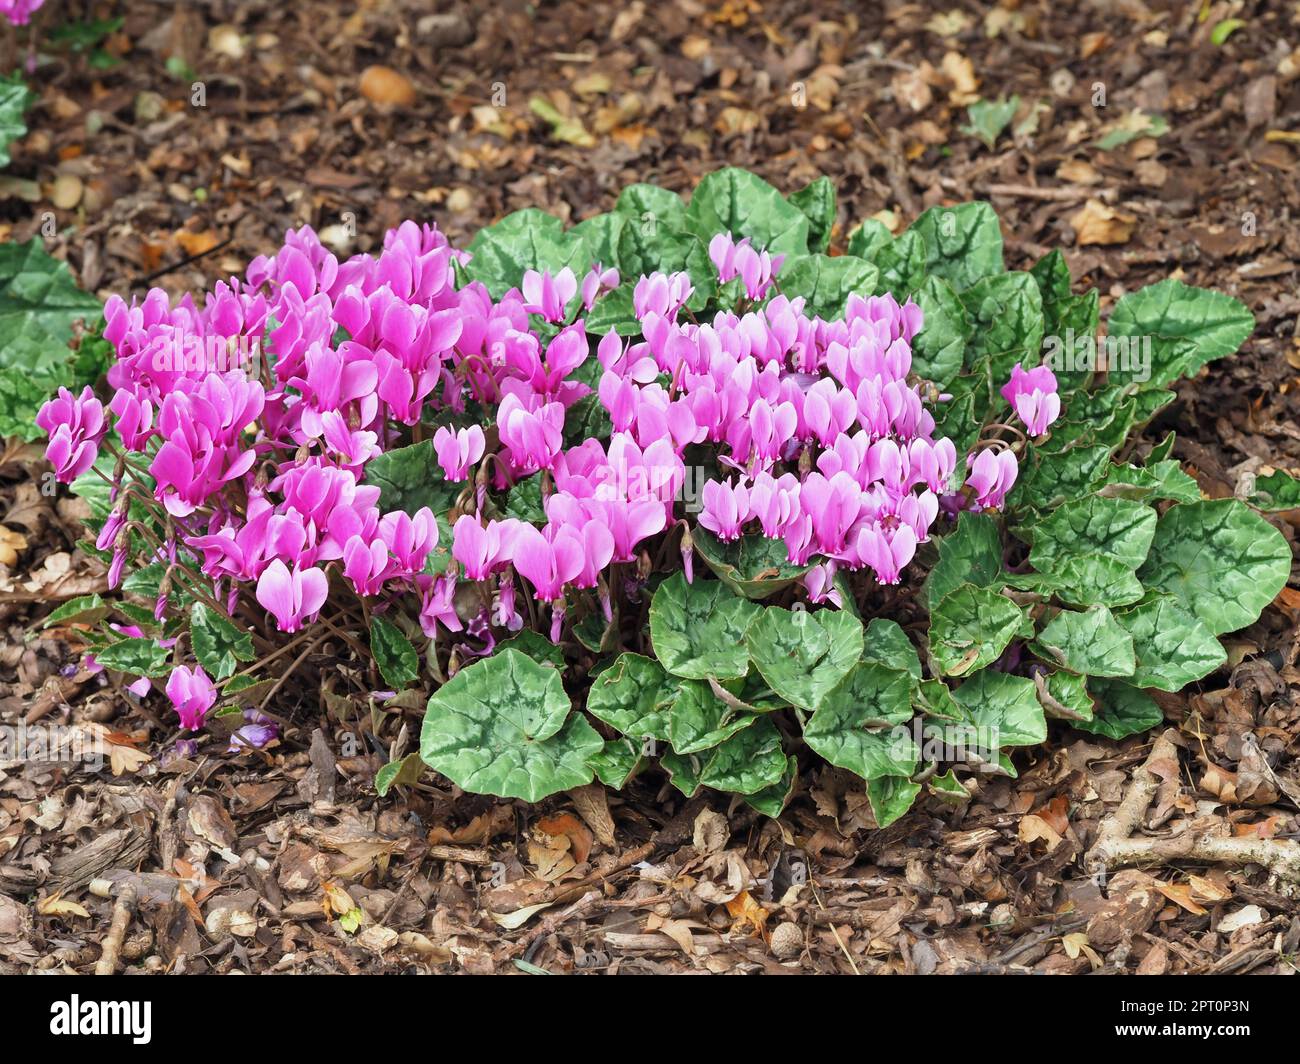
{"left": 940, "top": 51, "right": 979, "bottom": 105}
{"left": 37, "top": 894, "right": 91, "bottom": 919}
{"left": 536, "top": 811, "right": 594, "bottom": 865}
{"left": 725, "top": 890, "right": 769, "bottom": 939}
{"left": 0, "top": 525, "right": 27, "bottom": 566}
{"left": 1155, "top": 881, "right": 1208, "bottom": 916}
{"left": 1018, "top": 813, "right": 1064, "bottom": 851}
{"left": 1071, "top": 198, "right": 1135, "bottom": 246}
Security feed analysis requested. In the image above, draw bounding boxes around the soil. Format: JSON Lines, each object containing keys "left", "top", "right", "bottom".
{"left": 0, "top": 0, "right": 1298, "bottom": 975}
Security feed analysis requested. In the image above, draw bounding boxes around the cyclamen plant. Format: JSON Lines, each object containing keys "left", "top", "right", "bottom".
{"left": 38, "top": 168, "right": 1292, "bottom": 827}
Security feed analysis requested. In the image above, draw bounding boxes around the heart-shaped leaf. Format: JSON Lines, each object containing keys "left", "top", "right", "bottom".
{"left": 1138, "top": 499, "right": 1291, "bottom": 635}
{"left": 930, "top": 584, "right": 1029, "bottom": 676}
{"left": 665, "top": 679, "right": 756, "bottom": 755}
{"left": 803, "top": 664, "right": 917, "bottom": 780}
{"left": 1028, "top": 495, "right": 1157, "bottom": 571}
{"left": 649, "top": 572, "right": 759, "bottom": 681}
{"left": 419, "top": 649, "right": 602, "bottom": 801}
{"left": 745, "top": 606, "right": 863, "bottom": 711}
{"left": 950, "top": 669, "right": 1046, "bottom": 747}
{"left": 370, "top": 616, "right": 420, "bottom": 689}
{"left": 1031, "top": 605, "right": 1136, "bottom": 677}
{"left": 691, "top": 527, "right": 812, "bottom": 599}
{"left": 585, "top": 652, "right": 674, "bottom": 741}
{"left": 1074, "top": 677, "right": 1163, "bottom": 740}
{"left": 1114, "top": 595, "right": 1226, "bottom": 691}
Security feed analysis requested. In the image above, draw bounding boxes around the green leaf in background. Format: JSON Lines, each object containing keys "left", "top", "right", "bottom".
{"left": 419, "top": 649, "right": 602, "bottom": 801}
{"left": 909, "top": 202, "right": 1004, "bottom": 291}
{"left": 743, "top": 755, "right": 798, "bottom": 817}
{"left": 504, "top": 473, "right": 545, "bottom": 524}
{"left": 923, "top": 511, "right": 1002, "bottom": 609}
{"left": 930, "top": 584, "right": 1029, "bottom": 676}
{"left": 1016, "top": 554, "right": 1147, "bottom": 609}
{"left": 696, "top": 717, "right": 790, "bottom": 795}
{"left": 582, "top": 283, "right": 640, "bottom": 336}
{"left": 910, "top": 276, "right": 970, "bottom": 387}
{"left": 0, "top": 368, "right": 57, "bottom": 441}
{"left": 862, "top": 618, "right": 922, "bottom": 680}
{"left": 787, "top": 175, "right": 836, "bottom": 253}
{"left": 950, "top": 669, "right": 1047, "bottom": 747}
{"left": 370, "top": 616, "right": 420, "bottom": 689}
{"left": 853, "top": 225, "right": 929, "bottom": 299}
{"left": 191, "top": 602, "right": 255, "bottom": 681}
{"left": 0, "top": 239, "right": 103, "bottom": 379}
{"left": 1027, "top": 495, "right": 1157, "bottom": 571}
{"left": 867, "top": 776, "right": 923, "bottom": 828}
{"left": 1075, "top": 677, "right": 1163, "bottom": 740}
{"left": 1248, "top": 469, "right": 1300, "bottom": 512}
{"left": 665, "top": 679, "right": 756, "bottom": 755}
{"left": 499, "top": 629, "right": 567, "bottom": 670}
{"left": 375, "top": 753, "right": 424, "bottom": 797}
{"left": 963, "top": 95, "right": 1019, "bottom": 150}
{"left": 777, "top": 254, "right": 878, "bottom": 320}
{"left": 649, "top": 572, "right": 759, "bottom": 680}
{"left": 0, "top": 73, "right": 33, "bottom": 169}
{"left": 93, "top": 637, "right": 173, "bottom": 678}
{"left": 745, "top": 606, "right": 863, "bottom": 711}
{"left": 1037, "top": 669, "right": 1095, "bottom": 722}
{"left": 41, "top": 593, "right": 109, "bottom": 628}
{"left": 1108, "top": 279, "right": 1253, "bottom": 389}
{"left": 959, "top": 271, "right": 1044, "bottom": 380}
{"left": 1137, "top": 499, "right": 1291, "bottom": 636}
{"left": 364, "top": 440, "right": 459, "bottom": 517}
{"left": 614, "top": 182, "right": 687, "bottom": 232}
{"left": 1031, "top": 605, "right": 1136, "bottom": 677}
{"left": 684, "top": 167, "right": 811, "bottom": 258}
{"left": 463, "top": 208, "right": 590, "bottom": 299}
{"left": 1115, "top": 595, "right": 1226, "bottom": 691}
{"left": 568, "top": 212, "right": 625, "bottom": 269}
{"left": 1010, "top": 444, "right": 1111, "bottom": 511}
{"left": 691, "top": 527, "right": 812, "bottom": 599}
{"left": 1097, "top": 460, "right": 1200, "bottom": 504}
{"left": 590, "top": 738, "right": 641, "bottom": 789}
{"left": 804, "top": 663, "right": 917, "bottom": 779}
{"left": 1096, "top": 110, "right": 1168, "bottom": 151}
{"left": 586, "top": 652, "right": 674, "bottom": 742}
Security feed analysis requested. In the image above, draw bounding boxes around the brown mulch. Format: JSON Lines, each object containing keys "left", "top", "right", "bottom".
{"left": 1, "top": 0, "right": 1299, "bottom": 974}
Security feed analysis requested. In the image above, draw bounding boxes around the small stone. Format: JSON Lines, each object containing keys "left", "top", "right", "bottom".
{"left": 51, "top": 174, "right": 83, "bottom": 210}
{"left": 770, "top": 921, "right": 803, "bottom": 961}
{"left": 445, "top": 187, "right": 472, "bottom": 213}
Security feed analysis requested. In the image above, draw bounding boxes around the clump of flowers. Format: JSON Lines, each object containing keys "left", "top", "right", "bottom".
{"left": 39, "top": 169, "right": 1276, "bottom": 826}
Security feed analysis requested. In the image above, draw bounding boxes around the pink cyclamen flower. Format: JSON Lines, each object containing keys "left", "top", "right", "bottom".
{"left": 855, "top": 524, "right": 918, "bottom": 586}
{"left": 228, "top": 710, "right": 279, "bottom": 752}
{"left": 965, "top": 448, "right": 1019, "bottom": 511}
{"left": 521, "top": 268, "right": 577, "bottom": 323}
{"left": 512, "top": 523, "right": 584, "bottom": 602}
{"left": 1, "top": 0, "right": 44, "bottom": 26}
{"left": 698, "top": 477, "right": 750, "bottom": 541}
{"left": 497, "top": 393, "right": 564, "bottom": 473}
{"left": 255, "top": 560, "right": 328, "bottom": 633}
{"left": 433, "top": 424, "right": 486, "bottom": 481}
{"left": 37, "top": 386, "right": 106, "bottom": 483}
{"left": 165, "top": 664, "right": 217, "bottom": 732}
{"left": 1000, "top": 363, "right": 1060, "bottom": 437}
{"left": 581, "top": 265, "right": 620, "bottom": 310}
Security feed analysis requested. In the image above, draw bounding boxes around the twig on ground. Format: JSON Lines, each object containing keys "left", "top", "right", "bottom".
{"left": 1086, "top": 729, "right": 1300, "bottom": 895}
